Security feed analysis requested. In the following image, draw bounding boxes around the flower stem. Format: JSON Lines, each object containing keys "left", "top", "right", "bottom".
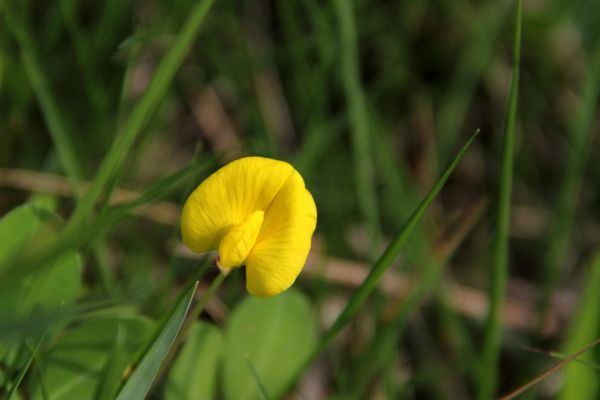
{"left": 187, "top": 272, "right": 227, "bottom": 325}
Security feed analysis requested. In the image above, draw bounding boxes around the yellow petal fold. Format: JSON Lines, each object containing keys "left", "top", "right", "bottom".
{"left": 181, "top": 156, "right": 317, "bottom": 297}
{"left": 217, "top": 210, "right": 264, "bottom": 271}
{"left": 181, "top": 157, "right": 293, "bottom": 253}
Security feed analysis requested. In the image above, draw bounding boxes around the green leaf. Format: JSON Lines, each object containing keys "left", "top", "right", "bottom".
{"left": 116, "top": 282, "right": 198, "bottom": 400}
{"left": 223, "top": 289, "right": 317, "bottom": 400}
{"left": 0, "top": 203, "right": 82, "bottom": 361}
{"left": 0, "top": 203, "right": 47, "bottom": 270}
{"left": 244, "top": 356, "right": 269, "bottom": 400}
{"left": 0, "top": 203, "right": 81, "bottom": 315}
{"left": 30, "top": 317, "right": 154, "bottom": 400}
{"left": 164, "top": 322, "right": 223, "bottom": 400}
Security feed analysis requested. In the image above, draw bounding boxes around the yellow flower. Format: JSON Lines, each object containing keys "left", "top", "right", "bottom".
{"left": 181, "top": 156, "right": 317, "bottom": 297}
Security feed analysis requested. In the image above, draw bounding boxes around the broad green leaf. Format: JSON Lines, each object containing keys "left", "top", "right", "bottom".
{"left": 0, "top": 203, "right": 47, "bottom": 270}
{"left": 116, "top": 282, "right": 198, "bottom": 400}
{"left": 30, "top": 317, "right": 154, "bottom": 400}
{"left": 164, "top": 322, "right": 223, "bottom": 400}
{"left": 0, "top": 204, "right": 47, "bottom": 325}
{"left": 0, "top": 203, "right": 82, "bottom": 364}
{"left": 223, "top": 289, "right": 317, "bottom": 400}
{"left": 0, "top": 202, "right": 81, "bottom": 315}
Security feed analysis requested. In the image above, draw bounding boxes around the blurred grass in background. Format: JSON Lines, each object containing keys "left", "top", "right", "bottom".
{"left": 1, "top": 0, "right": 600, "bottom": 399}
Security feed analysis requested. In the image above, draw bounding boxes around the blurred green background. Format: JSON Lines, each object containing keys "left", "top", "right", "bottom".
{"left": 1, "top": 0, "right": 599, "bottom": 399}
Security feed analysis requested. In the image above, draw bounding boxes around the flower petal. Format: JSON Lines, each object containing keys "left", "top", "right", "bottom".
{"left": 245, "top": 170, "right": 317, "bottom": 297}
{"left": 217, "top": 210, "right": 264, "bottom": 270}
{"left": 181, "top": 157, "right": 293, "bottom": 253}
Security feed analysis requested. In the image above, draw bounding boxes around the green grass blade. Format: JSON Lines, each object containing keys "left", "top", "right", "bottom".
{"left": 5, "top": 331, "right": 47, "bottom": 399}
{"left": 279, "top": 130, "right": 479, "bottom": 397}
{"left": 115, "top": 282, "right": 198, "bottom": 400}
{"left": 319, "top": 130, "right": 478, "bottom": 353}
{"left": 541, "top": 38, "right": 600, "bottom": 314}
{"left": 92, "top": 155, "right": 213, "bottom": 237}
{"left": 0, "top": 154, "right": 212, "bottom": 290}
{"left": 58, "top": 0, "right": 110, "bottom": 120}
{"left": 478, "top": 1, "right": 521, "bottom": 399}
{"left": 66, "top": 0, "right": 216, "bottom": 231}
{"left": 333, "top": 0, "right": 381, "bottom": 256}
{"left": 436, "top": 0, "right": 512, "bottom": 163}
{"left": 3, "top": 6, "right": 83, "bottom": 195}
{"left": 558, "top": 252, "right": 600, "bottom": 400}
{"left": 93, "top": 325, "right": 128, "bottom": 400}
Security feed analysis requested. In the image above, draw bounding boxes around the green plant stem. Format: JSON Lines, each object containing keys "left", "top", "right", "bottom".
{"left": 478, "top": 1, "right": 521, "bottom": 399}
{"left": 186, "top": 272, "right": 227, "bottom": 330}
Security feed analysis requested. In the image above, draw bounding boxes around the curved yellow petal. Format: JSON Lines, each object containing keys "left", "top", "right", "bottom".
{"left": 217, "top": 210, "right": 264, "bottom": 271}
{"left": 181, "top": 156, "right": 317, "bottom": 297}
{"left": 245, "top": 170, "right": 317, "bottom": 297}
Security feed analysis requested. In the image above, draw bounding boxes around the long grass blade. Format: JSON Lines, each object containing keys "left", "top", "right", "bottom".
{"left": 115, "top": 282, "right": 198, "bottom": 400}
{"left": 279, "top": 130, "right": 479, "bottom": 397}
{"left": 477, "top": 1, "right": 521, "bottom": 399}
{"left": 333, "top": 0, "right": 381, "bottom": 256}
{"left": 319, "top": 130, "right": 478, "bottom": 353}
{"left": 4, "top": 5, "right": 83, "bottom": 195}
{"left": 5, "top": 331, "right": 48, "bottom": 399}
{"left": 93, "top": 325, "right": 128, "bottom": 400}
{"left": 66, "top": 0, "right": 216, "bottom": 232}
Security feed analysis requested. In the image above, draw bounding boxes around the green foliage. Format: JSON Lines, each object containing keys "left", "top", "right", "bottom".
{"left": 30, "top": 317, "right": 154, "bottom": 400}
{"left": 2, "top": 0, "right": 600, "bottom": 398}
{"left": 115, "top": 282, "right": 198, "bottom": 400}
{"left": 0, "top": 202, "right": 81, "bottom": 359}
{"left": 479, "top": 1, "right": 522, "bottom": 398}
{"left": 224, "top": 289, "right": 317, "bottom": 400}
{"left": 333, "top": 0, "right": 381, "bottom": 256}
{"left": 165, "top": 322, "right": 223, "bottom": 400}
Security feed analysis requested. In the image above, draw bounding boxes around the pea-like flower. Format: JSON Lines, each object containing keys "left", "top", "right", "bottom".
{"left": 181, "top": 157, "right": 317, "bottom": 297}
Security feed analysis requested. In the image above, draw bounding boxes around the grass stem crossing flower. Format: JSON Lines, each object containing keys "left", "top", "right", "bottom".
{"left": 181, "top": 157, "right": 317, "bottom": 297}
